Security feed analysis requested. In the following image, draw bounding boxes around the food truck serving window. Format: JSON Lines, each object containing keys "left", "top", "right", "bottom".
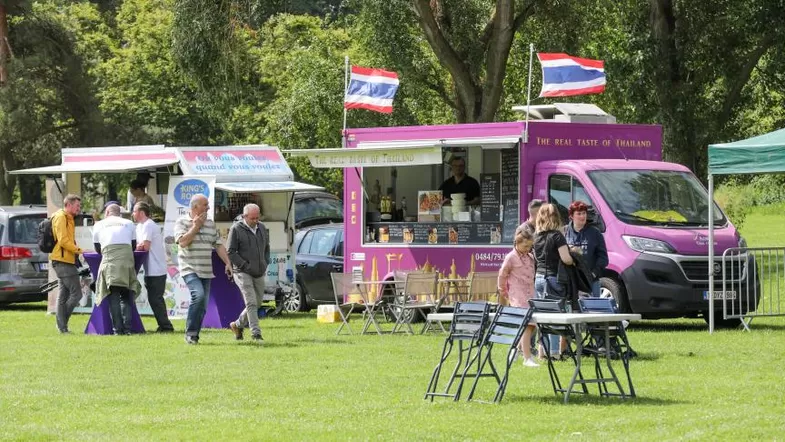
{"left": 362, "top": 143, "right": 520, "bottom": 246}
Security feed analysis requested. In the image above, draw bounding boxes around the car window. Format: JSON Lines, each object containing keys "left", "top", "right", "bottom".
{"left": 298, "top": 231, "right": 314, "bottom": 254}
{"left": 335, "top": 231, "right": 344, "bottom": 257}
{"left": 9, "top": 215, "right": 45, "bottom": 244}
{"left": 308, "top": 229, "right": 338, "bottom": 256}
{"left": 295, "top": 196, "right": 343, "bottom": 224}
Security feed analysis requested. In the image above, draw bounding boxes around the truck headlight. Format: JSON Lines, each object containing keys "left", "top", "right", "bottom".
{"left": 738, "top": 236, "right": 747, "bottom": 248}
{"left": 622, "top": 235, "right": 675, "bottom": 253}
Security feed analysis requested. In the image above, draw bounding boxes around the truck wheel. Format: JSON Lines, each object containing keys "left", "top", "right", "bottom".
{"left": 599, "top": 277, "right": 631, "bottom": 313}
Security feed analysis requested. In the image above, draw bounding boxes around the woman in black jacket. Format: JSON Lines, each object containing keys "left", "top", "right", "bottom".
{"left": 564, "top": 200, "right": 608, "bottom": 297}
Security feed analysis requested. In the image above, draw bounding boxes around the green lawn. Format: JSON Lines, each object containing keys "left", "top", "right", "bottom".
{"left": 1, "top": 206, "right": 785, "bottom": 440}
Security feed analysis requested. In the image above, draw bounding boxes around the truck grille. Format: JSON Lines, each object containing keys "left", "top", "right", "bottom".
{"left": 678, "top": 260, "right": 746, "bottom": 281}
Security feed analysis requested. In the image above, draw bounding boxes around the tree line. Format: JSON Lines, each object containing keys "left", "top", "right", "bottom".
{"left": 1, "top": 0, "right": 783, "bottom": 204}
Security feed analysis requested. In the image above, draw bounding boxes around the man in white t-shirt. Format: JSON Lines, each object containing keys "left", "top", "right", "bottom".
{"left": 133, "top": 201, "right": 174, "bottom": 332}
{"left": 92, "top": 203, "right": 139, "bottom": 335}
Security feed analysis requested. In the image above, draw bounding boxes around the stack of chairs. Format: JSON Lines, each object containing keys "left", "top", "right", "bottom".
{"left": 424, "top": 302, "right": 492, "bottom": 401}
{"left": 465, "top": 305, "right": 534, "bottom": 403}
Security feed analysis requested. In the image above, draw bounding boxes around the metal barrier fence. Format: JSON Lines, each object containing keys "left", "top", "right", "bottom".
{"left": 712, "top": 247, "right": 785, "bottom": 331}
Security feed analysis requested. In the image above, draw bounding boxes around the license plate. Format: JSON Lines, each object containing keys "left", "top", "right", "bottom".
{"left": 38, "top": 262, "right": 49, "bottom": 271}
{"left": 703, "top": 291, "right": 736, "bottom": 300}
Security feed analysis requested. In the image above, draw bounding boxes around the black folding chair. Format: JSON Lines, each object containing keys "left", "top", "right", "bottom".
{"left": 424, "top": 302, "right": 492, "bottom": 402}
{"left": 466, "top": 306, "right": 534, "bottom": 404}
{"left": 528, "top": 298, "right": 590, "bottom": 398}
{"left": 578, "top": 297, "right": 636, "bottom": 398}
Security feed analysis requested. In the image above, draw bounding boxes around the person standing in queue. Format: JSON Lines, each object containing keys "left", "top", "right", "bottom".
{"left": 174, "top": 194, "right": 232, "bottom": 345}
{"left": 533, "top": 203, "right": 574, "bottom": 360}
{"left": 516, "top": 199, "right": 544, "bottom": 237}
{"left": 51, "top": 194, "right": 84, "bottom": 334}
{"left": 439, "top": 157, "right": 481, "bottom": 205}
{"left": 564, "top": 200, "right": 608, "bottom": 297}
{"left": 498, "top": 230, "right": 539, "bottom": 367}
{"left": 92, "top": 203, "right": 139, "bottom": 335}
{"left": 133, "top": 201, "right": 175, "bottom": 333}
{"left": 227, "top": 204, "right": 270, "bottom": 342}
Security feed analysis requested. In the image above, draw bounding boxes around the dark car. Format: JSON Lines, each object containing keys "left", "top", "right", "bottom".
{"left": 0, "top": 206, "right": 51, "bottom": 304}
{"left": 294, "top": 191, "right": 343, "bottom": 230}
{"left": 290, "top": 223, "right": 343, "bottom": 312}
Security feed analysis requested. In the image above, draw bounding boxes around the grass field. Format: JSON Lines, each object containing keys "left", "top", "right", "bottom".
{"left": 1, "top": 206, "right": 785, "bottom": 440}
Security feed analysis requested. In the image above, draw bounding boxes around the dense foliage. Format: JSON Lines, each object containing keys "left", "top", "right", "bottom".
{"left": 1, "top": 0, "right": 784, "bottom": 203}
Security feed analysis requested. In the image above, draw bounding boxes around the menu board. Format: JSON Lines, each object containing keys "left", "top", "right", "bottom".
{"left": 501, "top": 148, "right": 519, "bottom": 243}
{"left": 369, "top": 222, "right": 502, "bottom": 245}
{"left": 480, "top": 173, "right": 501, "bottom": 222}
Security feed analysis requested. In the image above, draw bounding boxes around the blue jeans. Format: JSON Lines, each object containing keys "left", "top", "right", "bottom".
{"left": 183, "top": 273, "right": 212, "bottom": 339}
{"left": 591, "top": 280, "right": 601, "bottom": 297}
{"left": 534, "top": 275, "right": 563, "bottom": 356}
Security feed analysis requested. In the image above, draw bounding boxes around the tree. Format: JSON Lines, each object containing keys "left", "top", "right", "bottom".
{"left": 0, "top": 2, "right": 107, "bottom": 203}
{"left": 354, "top": 0, "right": 540, "bottom": 123}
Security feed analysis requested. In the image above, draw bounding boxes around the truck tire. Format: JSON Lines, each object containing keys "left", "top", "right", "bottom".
{"left": 599, "top": 277, "right": 631, "bottom": 313}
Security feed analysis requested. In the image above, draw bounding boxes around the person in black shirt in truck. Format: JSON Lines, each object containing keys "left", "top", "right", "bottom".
{"left": 439, "top": 157, "right": 481, "bottom": 205}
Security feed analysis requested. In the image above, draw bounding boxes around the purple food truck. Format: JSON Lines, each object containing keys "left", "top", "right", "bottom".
{"left": 287, "top": 106, "right": 757, "bottom": 325}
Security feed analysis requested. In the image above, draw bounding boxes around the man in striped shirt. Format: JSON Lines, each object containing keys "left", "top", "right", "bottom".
{"left": 174, "top": 194, "right": 233, "bottom": 345}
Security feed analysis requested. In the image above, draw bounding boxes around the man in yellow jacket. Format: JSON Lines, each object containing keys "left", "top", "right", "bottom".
{"left": 52, "top": 194, "right": 84, "bottom": 333}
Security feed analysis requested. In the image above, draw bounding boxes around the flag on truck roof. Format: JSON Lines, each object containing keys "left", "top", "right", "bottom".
{"left": 344, "top": 66, "right": 399, "bottom": 113}
{"left": 537, "top": 53, "right": 605, "bottom": 98}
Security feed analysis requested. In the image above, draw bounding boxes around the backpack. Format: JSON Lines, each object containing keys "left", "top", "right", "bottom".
{"left": 38, "top": 217, "right": 57, "bottom": 253}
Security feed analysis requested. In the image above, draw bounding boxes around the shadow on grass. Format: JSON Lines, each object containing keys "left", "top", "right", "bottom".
{"left": 291, "top": 338, "right": 355, "bottom": 346}
{"left": 198, "top": 341, "right": 301, "bottom": 349}
{"left": 0, "top": 303, "right": 48, "bottom": 312}
{"left": 629, "top": 321, "right": 708, "bottom": 333}
{"left": 503, "top": 394, "right": 688, "bottom": 406}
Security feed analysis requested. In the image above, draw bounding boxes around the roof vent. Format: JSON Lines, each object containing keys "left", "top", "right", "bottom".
{"left": 512, "top": 103, "right": 616, "bottom": 124}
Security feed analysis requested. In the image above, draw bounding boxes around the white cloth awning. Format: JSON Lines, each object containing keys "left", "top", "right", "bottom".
{"left": 214, "top": 181, "right": 324, "bottom": 193}
{"left": 283, "top": 145, "right": 443, "bottom": 168}
{"left": 356, "top": 135, "right": 520, "bottom": 150}
{"left": 10, "top": 158, "right": 179, "bottom": 175}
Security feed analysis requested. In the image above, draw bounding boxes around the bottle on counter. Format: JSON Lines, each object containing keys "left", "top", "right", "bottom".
{"left": 401, "top": 197, "right": 407, "bottom": 218}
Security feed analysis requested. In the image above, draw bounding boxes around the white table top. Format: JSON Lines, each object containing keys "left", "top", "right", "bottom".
{"left": 531, "top": 312, "right": 641, "bottom": 324}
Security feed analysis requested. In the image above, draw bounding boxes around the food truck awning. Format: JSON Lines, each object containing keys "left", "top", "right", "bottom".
{"left": 10, "top": 145, "right": 178, "bottom": 175}
{"left": 214, "top": 181, "right": 324, "bottom": 193}
{"left": 284, "top": 145, "right": 443, "bottom": 168}
{"left": 283, "top": 136, "right": 520, "bottom": 169}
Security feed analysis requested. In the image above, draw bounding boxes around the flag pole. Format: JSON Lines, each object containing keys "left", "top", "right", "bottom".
{"left": 524, "top": 43, "right": 534, "bottom": 144}
{"left": 342, "top": 55, "right": 349, "bottom": 149}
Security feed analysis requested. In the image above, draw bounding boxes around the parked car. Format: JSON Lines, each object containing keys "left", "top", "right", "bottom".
{"left": 0, "top": 206, "right": 51, "bottom": 305}
{"left": 294, "top": 191, "right": 343, "bottom": 230}
{"left": 289, "top": 223, "right": 343, "bottom": 312}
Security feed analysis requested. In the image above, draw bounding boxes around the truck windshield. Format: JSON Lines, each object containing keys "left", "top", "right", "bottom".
{"left": 588, "top": 170, "right": 727, "bottom": 227}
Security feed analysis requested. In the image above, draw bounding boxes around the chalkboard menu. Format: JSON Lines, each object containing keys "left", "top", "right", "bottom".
{"left": 369, "top": 222, "right": 502, "bottom": 245}
{"left": 501, "top": 148, "right": 519, "bottom": 243}
{"left": 480, "top": 173, "right": 501, "bottom": 222}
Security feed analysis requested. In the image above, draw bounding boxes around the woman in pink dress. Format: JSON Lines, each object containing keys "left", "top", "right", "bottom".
{"left": 498, "top": 231, "right": 539, "bottom": 367}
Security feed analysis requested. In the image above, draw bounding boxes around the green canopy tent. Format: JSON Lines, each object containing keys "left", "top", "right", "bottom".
{"left": 708, "top": 127, "right": 785, "bottom": 175}
{"left": 706, "top": 126, "right": 785, "bottom": 332}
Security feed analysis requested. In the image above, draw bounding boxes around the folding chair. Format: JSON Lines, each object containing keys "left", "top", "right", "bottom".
{"left": 467, "top": 272, "right": 501, "bottom": 303}
{"left": 465, "top": 306, "right": 534, "bottom": 403}
{"left": 421, "top": 279, "right": 469, "bottom": 334}
{"left": 391, "top": 272, "right": 438, "bottom": 334}
{"left": 528, "top": 298, "right": 590, "bottom": 398}
{"left": 578, "top": 297, "right": 636, "bottom": 398}
{"left": 424, "top": 302, "right": 492, "bottom": 402}
{"left": 329, "top": 273, "right": 368, "bottom": 335}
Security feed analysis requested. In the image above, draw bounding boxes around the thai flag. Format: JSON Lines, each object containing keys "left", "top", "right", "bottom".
{"left": 344, "top": 66, "right": 400, "bottom": 114}
{"left": 537, "top": 53, "right": 606, "bottom": 98}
